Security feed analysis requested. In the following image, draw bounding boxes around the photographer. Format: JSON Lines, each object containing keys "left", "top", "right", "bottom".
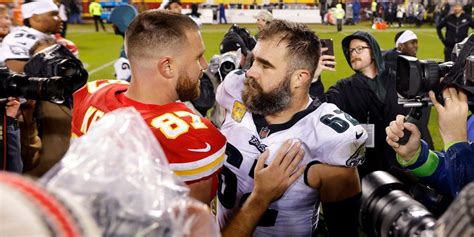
{"left": 387, "top": 33, "right": 474, "bottom": 198}
{"left": 386, "top": 87, "right": 473, "bottom": 198}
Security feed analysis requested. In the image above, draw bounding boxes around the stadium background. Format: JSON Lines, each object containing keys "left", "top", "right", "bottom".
{"left": 66, "top": 22, "right": 470, "bottom": 150}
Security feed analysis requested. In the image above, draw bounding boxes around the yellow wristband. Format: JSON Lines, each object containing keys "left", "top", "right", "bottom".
{"left": 396, "top": 145, "right": 422, "bottom": 167}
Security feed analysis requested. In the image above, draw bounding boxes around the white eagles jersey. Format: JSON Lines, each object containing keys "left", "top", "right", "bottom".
{"left": 215, "top": 70, "right": 367, "bottom": 237}
{"left": 0, "top": 26, "right": 49, "bottom": 62}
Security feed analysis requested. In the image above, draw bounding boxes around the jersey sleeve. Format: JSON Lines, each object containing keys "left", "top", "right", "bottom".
{"left": 0, "top": 30, "right": 40, "bottom": 61}
{"left": 313, "top": 103, "right": 367, "bottom": 167}
{"left": 156, "top": 115, "right": 227, "bottom": 183}
{"left": 71, "top": 83, "right": 89, "bottom": 138}
{"left": 71, "top": 80, "right": 128, "bottom": 138}
{"left": 215, "top": 69, "right": 246, "bottom": 111}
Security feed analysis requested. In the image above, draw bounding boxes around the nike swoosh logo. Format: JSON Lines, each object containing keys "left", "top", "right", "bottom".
{"left": 188, "top": 142, "right": 211, "bottom": 153}
{"left": 356, "top": 131, "right": 364, "bottom": 139}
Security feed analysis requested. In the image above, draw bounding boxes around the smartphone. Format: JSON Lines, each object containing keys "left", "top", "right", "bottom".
{"left": 320, "top": 38, "right": 334, "bottom": 56}
{"left": 320, "top": 38, "right": 335, "bottom": 68}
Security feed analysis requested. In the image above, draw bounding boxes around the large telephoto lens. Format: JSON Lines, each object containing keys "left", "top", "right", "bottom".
{"left": 360, "top": 171, "right": 436, "bottom": 237}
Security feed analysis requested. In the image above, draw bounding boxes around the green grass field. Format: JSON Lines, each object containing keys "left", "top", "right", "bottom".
{"left": 67, "top": 21, "right": 471, "bottom": 150}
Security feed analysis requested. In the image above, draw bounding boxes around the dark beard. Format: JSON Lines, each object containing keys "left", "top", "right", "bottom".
{"left": 241, "top": 76, "right": 292, "bottom": 115}
{"left": 176, "top": 72, "right": 200, "bottom": 102}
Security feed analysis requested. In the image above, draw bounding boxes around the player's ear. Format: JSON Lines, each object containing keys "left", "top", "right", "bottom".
{"left": 158, "top": 57, "right": 174, "bottom": 79}
{"left": 293, "top": 69, "right": 311, "bottom": 88}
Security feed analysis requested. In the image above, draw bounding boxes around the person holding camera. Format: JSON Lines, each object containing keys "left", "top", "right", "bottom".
{"left": 386, "top": 87, "right": 473, "bottom": 198}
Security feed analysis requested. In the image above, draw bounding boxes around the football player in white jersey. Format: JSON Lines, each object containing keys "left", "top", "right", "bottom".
{"left": 216, "top": 20, "right": 368, "bottom": 236}
{"left": 1, "top": 0, "right": 61, "bottom": 73}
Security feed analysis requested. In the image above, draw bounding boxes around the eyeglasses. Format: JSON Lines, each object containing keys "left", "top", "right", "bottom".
{"left": 349, "top": 46, "right": 370, "bottom": 55}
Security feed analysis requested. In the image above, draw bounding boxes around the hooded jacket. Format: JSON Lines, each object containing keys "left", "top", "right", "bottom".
{"left": 325, "top": 31, "right": 409, "bottom": 178}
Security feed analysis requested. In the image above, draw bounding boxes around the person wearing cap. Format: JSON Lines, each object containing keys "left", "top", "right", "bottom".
{"left": 383, "top": 30, "right": 434, "bottom": 150}
{"left": 436, "top": 2, "right": 474, "bottom": 62}
{"left": 0, "top": 0, "right": 79, "bottom": 177}
{"left": 89, "top": 0, "right": 106, "bottom": 32}
{"left": 1, "top": 0, "right": 61, "bottom": 72}
{"left": 254, "top": 10, "right": 272, "bottom": 31}
{"left": 383, "top": 30, "right": 418, "bottom": 71}
{"left": 109, "top": 4, "right": 137, "bottom": 81}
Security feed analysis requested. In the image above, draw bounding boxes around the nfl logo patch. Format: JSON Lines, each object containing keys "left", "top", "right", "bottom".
{"left": 231, "top": 101, "right": 246, "bottom": 123}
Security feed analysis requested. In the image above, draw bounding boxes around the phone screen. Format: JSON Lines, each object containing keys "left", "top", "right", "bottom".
{"left": 320, "top": 39, "right": 334, "bottom": 68}
{"left": 320, "top": 39, "right": 334, "bottom": 56}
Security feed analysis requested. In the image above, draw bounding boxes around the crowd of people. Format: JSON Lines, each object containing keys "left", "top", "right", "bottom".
{"left": 0, "top": 0, "right": 473, "bottom": 236}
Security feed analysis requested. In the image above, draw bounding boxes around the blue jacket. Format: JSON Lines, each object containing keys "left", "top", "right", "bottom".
{"left": 1, "top": 117, "right": 23, "bottom": 173}
{"left": 400, "top": 139, "right": 474, "bottom": 198}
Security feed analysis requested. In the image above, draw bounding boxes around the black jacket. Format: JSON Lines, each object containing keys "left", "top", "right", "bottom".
{"left": 437, "top": 13, "right": 474, "bottom": 48}
{"left": 325, "top": 31, "right": 410, "bottom": 178}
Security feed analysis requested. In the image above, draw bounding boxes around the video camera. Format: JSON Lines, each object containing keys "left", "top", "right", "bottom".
{"left": 396, "top": 34, "right": 474, "bottom": 107}
{"left": 360, "top": 171, "right": 474, "bottom": 237}
{"left": 211, "top": 24, "right": 257, "bottom": 82}
{"left": 209, "top": 51, "right": 241, "bottom": 82}
{"left": 0, "top": 44, "right": 88, "bottom": 104}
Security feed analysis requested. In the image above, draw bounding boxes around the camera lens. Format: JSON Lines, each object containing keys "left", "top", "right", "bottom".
{"left": 360, "top": 171, "right": 436, "bottom": 237}
{"left": 221, "top": 61, "right": 236, "bottom": 74}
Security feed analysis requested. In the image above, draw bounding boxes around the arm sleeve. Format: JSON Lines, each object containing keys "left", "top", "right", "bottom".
{"left": 400, "top": 140, "right": 474, "bottom": 197}
{"left": 322, "top": 193, "right": 361, "bottom": 237}
{"left": 215, "top": 69, "right": 246, "bottom": 111}
{"left": 325, "top": 82, "right": 350, "bottom": 112}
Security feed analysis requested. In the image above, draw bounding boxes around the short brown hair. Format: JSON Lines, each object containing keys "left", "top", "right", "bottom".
{"left": 256, "top": 20, "right": 320, "bottom": 78}
{"left": 125, "top": 10, "right": 199, "bottom": 62}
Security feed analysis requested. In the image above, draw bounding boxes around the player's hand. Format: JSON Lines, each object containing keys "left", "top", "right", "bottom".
{"left": 313, "top": 47, "right": 336, "bottom": 81}
{"left": 429, "top": 88, "right": 468, "bottom": 146}
{"left": 5, "top": 97, "right": 20, "bottom": 118}
{"left": 252, "top": 140, "right": 305, "bottom": 206}
{"left": 386, "top": 115, "right": 421, "bottom": 161}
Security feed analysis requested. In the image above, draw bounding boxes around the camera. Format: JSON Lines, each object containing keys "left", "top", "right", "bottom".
{"left": 396, "top": 34, "right": 474, "bottom": 106}
{"left": 360, "top": 171, "right": 474, "bottom": 237}
{"left": 0, "top": 44, "right": 88, "bottom": 104}
{"left": 396, "top": 56, "right": 453, "bottom": 99}
{"left": 360, "top": 171, "right": 436, "bottom": 237}
{"left": 218, "top": 51, "right": 241, "bottom": 81}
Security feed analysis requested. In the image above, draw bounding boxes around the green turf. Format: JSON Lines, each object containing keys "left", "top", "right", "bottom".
{"left": 68, "top": 21, "right": 472, "bottom": 150}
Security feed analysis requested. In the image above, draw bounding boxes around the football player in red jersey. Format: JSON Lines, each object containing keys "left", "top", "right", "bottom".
{"left": 71, "top": 10, "right": 225, "bottom": 205}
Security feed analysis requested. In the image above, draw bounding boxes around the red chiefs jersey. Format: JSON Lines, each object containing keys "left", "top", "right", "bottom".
{"left": 72, "top": 80, "right": 227, "bottom": 185}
